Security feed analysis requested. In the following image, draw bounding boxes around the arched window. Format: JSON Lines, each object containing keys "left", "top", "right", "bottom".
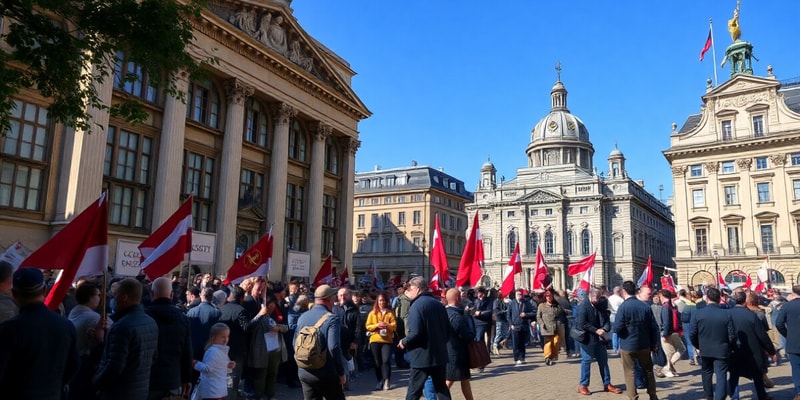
{"left": 581, "top": 229, "right": 591, "bottom": 256}
{"left": 565, "top": 231, "right": 574, "bottom": 255}
{"left": 114, "top": 51, "right": 158, "bottom": 103}
{"left": 186, "top": 79, "right": 220, "bottom": 128}
{"left": 507, "top": 231, "right": 517, "bottom": 257}
{"left": 243, "top": 98, "right": 269, "bottom": 147}
{"left": 529, "top": 232, "right": 539, "bottom": 254}
{"left": 544, "top": 231, "right": 554, "bottom": 254}
{"left": 289, "top": 120, "right": 307, "bottom": 162}
{"left": 325, "top": 137, "right": 339, "bottom": 174}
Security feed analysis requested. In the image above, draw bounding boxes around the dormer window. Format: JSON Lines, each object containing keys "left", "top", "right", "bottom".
{"left": 721, "top": 120, "right": 733, "bottom": 141}
{"left": 752, "top": 115, "right": 765, "bottom": 137}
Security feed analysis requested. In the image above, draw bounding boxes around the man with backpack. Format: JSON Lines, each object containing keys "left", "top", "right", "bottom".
{"left": 294, "top": 284, "right": 345, "bottom": 400}
{"left": 658, "top": 290, "right": 686, "bottom": 378}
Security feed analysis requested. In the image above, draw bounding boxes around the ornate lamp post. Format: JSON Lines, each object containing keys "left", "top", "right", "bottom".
{"left": 421, "top": 238, "right": 427, "bottom": 280}
{"left": 713, "top": 250, "right": 720, "bottom": 287}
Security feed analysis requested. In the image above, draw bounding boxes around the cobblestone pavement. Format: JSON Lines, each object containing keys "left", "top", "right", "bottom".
{"left": 276, "top": 346, "right": 796, "bottom": 400}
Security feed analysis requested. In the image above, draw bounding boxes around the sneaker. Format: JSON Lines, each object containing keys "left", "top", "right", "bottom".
{"left": 375, "top": 382, "right": 383, "bottom": 390}
{"left": 663, "top": 370, "right": 675, "bottom": 378}
{"left": 545, "top": 358, "right": 552, "bottom": 366}
{"left": 515, "top": 360, "right": 522, "bottom": 366}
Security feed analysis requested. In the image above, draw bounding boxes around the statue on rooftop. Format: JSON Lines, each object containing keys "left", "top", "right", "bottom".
{"left": 727, "top": 0, "right": 741, "bottom": 42}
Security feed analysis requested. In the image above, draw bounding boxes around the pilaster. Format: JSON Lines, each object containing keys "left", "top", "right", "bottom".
{"left": 267, "top": 102, "right": 296, "bottom": 281}
{"left": 339, "top": 137, "right": 360, "bottom": 282}
{"left": 152, "top": 72, "right": 189, "bottom": 226}
{"left": 306, "top": 122, "right": 332, "bottom": 271}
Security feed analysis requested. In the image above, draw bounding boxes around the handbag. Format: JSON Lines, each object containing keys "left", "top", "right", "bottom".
{"left": 569, "top": 326, "right": 586, "bottom": 342}
{"left": 467, "top": 340, "right": 491, "bottom": 369}
{"left": 651, "top": 346, "right": 667, "bottom": 367}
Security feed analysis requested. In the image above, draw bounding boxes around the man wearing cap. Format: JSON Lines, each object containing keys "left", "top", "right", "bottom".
{"left": 294, "top": 284, "right": 345, "bottom": 400}
{"left": 0, "top": 268, "right": 79, "bottom": 399}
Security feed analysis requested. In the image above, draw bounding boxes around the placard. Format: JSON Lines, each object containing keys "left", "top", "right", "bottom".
{"left": 115, "top": 239, "right": 143, "bottom": 276}
{"left": 191, "top": 231, "right": 216, "bottom": 265}
{"left": 286, "top": 250, "right": 311, "bottom": 277}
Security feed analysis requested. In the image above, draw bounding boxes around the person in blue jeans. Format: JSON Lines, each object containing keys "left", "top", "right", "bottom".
{"left": 575, "top": 288, "right": 622, "bottom": 395}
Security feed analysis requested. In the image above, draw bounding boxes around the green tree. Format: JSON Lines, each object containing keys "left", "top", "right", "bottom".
{"left": 0, "top": 0, "right": 209, "bottom": 134}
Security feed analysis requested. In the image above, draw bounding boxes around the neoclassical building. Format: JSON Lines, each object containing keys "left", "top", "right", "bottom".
{"left": 664, "top": 40, "right": 800, "bottom": 289}
{"left": 469, "top": 80, "right": 675, "bottom": 290}
{"left": 0, "top": 0, "right": 370, "bottom": 281}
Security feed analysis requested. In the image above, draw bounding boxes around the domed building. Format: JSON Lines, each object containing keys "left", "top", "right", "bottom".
{"left": 469, "top": 79, "right": 675, "bottom": 290}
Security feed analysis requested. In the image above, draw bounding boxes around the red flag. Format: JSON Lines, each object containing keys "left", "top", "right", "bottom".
{"left": 500, "top": 242, "right": 522, "bottom": 296}
{"left": 312, "top": 252, "right": 333, "bottom": 287}
{"left": 744, "top": 274, "right": 753, "bottom": 290}
{"left": 223, "top": 226, "right": 272, "bottom": 285}
{"left": 532, "top": 246, "right": 550, "bottom": 290}
{"left": 637, "top": 255, "right": 653, "bottom": 288}
{"left": 577, "top": 263, "right": 595, "bottom": 294}
{"left": 700, "top": 29, "right": 712, "bottom": 61}
{"left": 429, "top": 216, "right": 449, "bottom": 291}
{"left": 387, "top": 274, "right": 403, "bottom": 287}
{"left": 754, "top": 277, "right": 766, "bottom": 293}
{"left": 456, "top": 213, "right": 484, "bottom": 287}
{"left": 21, "top": 194, "right": 108, "bottom": 311}
{"left": 340, "top": 267, "right": 350, "bottom": 286}
{"left": 661, "top": 275, "right": 676, "bottom": 294}
{"left": 568, "top": 252, "right": 596, "bottom": 276}
{"left": 140, "top": 196, "right": 193, "bottom": 280}
{"left": 717, "top": 272, "right": 730, "bottom": 290}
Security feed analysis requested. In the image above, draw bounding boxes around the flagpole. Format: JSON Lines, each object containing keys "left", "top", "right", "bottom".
{"left": 101, "top": 270, "right": 107, "bottom": 320}
{"left": 710, "top": 18, "right": 718, "bottom": 86}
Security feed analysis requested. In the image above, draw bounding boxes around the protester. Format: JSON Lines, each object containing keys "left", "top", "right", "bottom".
{"left": 537, "top": 288, "right": 566, "bottom": 366}
{"left": 398, "top": 276, "right": 451, "bottom": 400}
{"left": 193, "top": 322, "right": 235, "bottom": 400}
{"left": 471, "top": 286, "right": 493, "bottom": 363}
{"left": 187, "top": 287, "right": 222, "bottom": 372}
{"left": 690, "top": 287, "right": 736, "bottom": 400}
{"left": 93, "top": 278, "right": 158, "bottom": 400}
{"left": 607, "top": 286, "right": 624, "bottom": 355}
{"left": 775, "top": 284, "right": 800, "bottom": 400}
{"left": 366, "top": 292, "right": 397, "bottom": 390}
{"left": 146, "top": 277, "right": 193, "bottom": 400}
{"left": 445, "top": 288, "right": 476, "bottom": 400}
{"left": 576, "top": 287, "right": 622, "bottom": 396}
{"left": 658, "top": 289, "right": 686, "bottom": 378}
{"left": 333, "top": 287, "right": 362, "bottom": 389}
{"left": 507, "top": 288, "right": 535, "bottom": 365}
{"left": 68, "top": 281, "right": 104, "bottom": 400}
{"left": 0, "top": 268, "right": 79, "bottom": 399}
{"left": 492, "top": 291, "right": 510, "bottom": 355}
{"left": 675, "top": 288, "right": 698, "bottom": 365}
{"left": 728, "top": 289, "right": 775, "bottom": 400}
{"left": 248, "top": 296, "right": 288, "bottom": 400}
{"left": 0, "top": 260, "right": 18, "bottom": 323}
{"left": 614, "top": 281, "right": 658, "bottom": 400}
{"left": 393, "top": 283, "right": 412, "bottom": 369}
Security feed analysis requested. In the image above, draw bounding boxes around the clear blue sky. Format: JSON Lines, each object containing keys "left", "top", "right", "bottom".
{"left": 293, "top": 1, "right": 800, "bottom": 201}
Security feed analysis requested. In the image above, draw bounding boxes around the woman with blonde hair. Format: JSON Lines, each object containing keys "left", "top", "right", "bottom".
{"left": 193, "top": 323, "right": 235, "bottom": 400}
{"left": 365, "top": 293, "right": 396, "bottom": 390}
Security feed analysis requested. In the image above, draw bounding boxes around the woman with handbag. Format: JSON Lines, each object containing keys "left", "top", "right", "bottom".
{"left": 537, "top": 289, "right": 566, "bottom": 366}
{"left": 365, "top": 293, "right": 396, "bottom": 391}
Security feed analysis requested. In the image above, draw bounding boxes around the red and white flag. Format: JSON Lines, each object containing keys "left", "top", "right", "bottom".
{"left": 568, "top": 252, "right": 596, "bottom": 276}
{"left": 717, "top": 272, "right": 730, "bottom": 290}
{"left": 429, "top": 216, "right": 449, "bottom": 291}
{"left": 0, "top": 241, "right": 27, "bottom": 270}
{"left": 223, "top": 226, "right": 273, "bottom": 285}
{"left": 661, "top": 274, "right": 676, "bottom": 294}
{"left": 532, "top": 246, "right": 550, "bottom": 290}
{"left": 753, "top": 276, "right": 766, "bottom": 293}
{"left": 312, "top": 251, "right": 333, "bottom": 287}
{"left": 637, "top": 255, "right": 653, "bottom": 288}
{"left": 700, "top": 28, "right": 713, "bottom": 61}
{"left": 758, "top": 256, "right": 770, "bottom": 283}
{"left": 456, "top": 213, "right": 484, "bottom": 287}
{"left": 577, "top": 263, "right": 595, "bottom": 294}
{"left": 140, "top": 196, "right": 193, "bottom": 280}
{"left": 340, "top": 267, "right": 350, "bottom": 286}
{"left": 21, "top": 194, "right": 108, "bottom": 311}
{"left": 500, "top": 242, "right": 522, "bottom": 296}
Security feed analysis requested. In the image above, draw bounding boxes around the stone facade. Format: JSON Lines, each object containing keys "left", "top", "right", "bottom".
{"left": 0, "top": 1, "right": 370, "bottom": 281}
{"left": 470, "top": 81, "right": 675, "bottom": 291}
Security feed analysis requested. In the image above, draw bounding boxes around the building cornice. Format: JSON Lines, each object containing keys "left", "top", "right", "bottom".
{"left": 663, "top": 131, "right": 800, "bottom": 161}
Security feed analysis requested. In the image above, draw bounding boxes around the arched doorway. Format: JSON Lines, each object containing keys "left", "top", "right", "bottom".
{"left": 725, "top": 270, "right": 748, "bottom": 289}
{"left": 767, "top": 269, "right": 786, "bottom": 286}
{"left": 691, "top": 270, "right": 715, "bottom": 290}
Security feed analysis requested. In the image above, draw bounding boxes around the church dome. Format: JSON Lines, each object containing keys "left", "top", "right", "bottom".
{"left": 609, "top": 147, "right": 624, "bottom": 158}
{"left": 481, "top": 160, "right": 495, "bottom": 170}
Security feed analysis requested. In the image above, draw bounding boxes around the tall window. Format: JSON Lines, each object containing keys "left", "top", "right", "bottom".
{"left": 581, "top": 229, "right": 591, "bottom": 256}
{"left": 104, "top": 126, "right": 152, "bottom": 228}
{"left": 721, "top": 120, "right": 733, "bottom": 141}
{"left": 321, "top": 194, "right": 337, "bottom": 255}
{"left": 792, "top": 153, "right": 800, "bottom": 166}
{"left": 413, "top": 210, "right": 421, "bottom": 225}
{"left": 186, "top": 80, "right": 220, "bottom": 128}
{"left": 724, "top": 186, "right": 738, "bottom": 205}
{"left": 114, "top": 52, "right": 158, "bottom": 103}
{"left": 357, "top": 214, "right": 365, "bottom": 228}
{"left": 371, "top": 213, "right": 378, "bottom": 228}
{"left": 692, "top": 189, "right": 705, "bottom": 207}
{"left": 238, "top": 169, "right": 264, "bottom": 210}
{"left": 288, "top": 121, "right": 307, "bottom": 162}
{"left": 727, "top": 226, "right": 740, "bottom": 254}
{"left": 695, "top": 227, "right": 708, "bottom": 256}
{"left": 721, "top": 161, "right": 735, "bottom": 174}
{"left": 565, "top": 231, "right": 574, "bottom": 255}
{"left": 757, "top": 182, "right": 771, "bottom": 202}
{"left": 752, "top": 115, "right": 764, "bottom": 137}
{"left": 0, "top": 100, "right": 49, "bottom": 211}
{"left": 507, "top": 231, "right": 517, "bottom": 257}
{"left": 690, "top": 164, "right": 703, "bottom": 177}
{"left": 383, "top": 237, "right": 391, "bottom": 253}
{"left": 398, "top": 211, "right": 406, "bottom": 225}
{"left": 529, "top": 232, "right": 539, "bottom": 254}
{"left": 397, "top": 237, "right": 405, "bottom": 252}
{"left": 285, "top": 183, "right": 305, "bottom": 250}
{"left": 755, "top": 157, "right": 768, "bottom": 170}
{"left": 794, "top": 179, "right": 800, "bottom": 200}
{"left": 544, "top": 231, "right": 554, "bottom": 254}
{"left": 183, "top": 152, "right": 215, "bottom": 232}
{"left": 325, "top": 137, "right": 339, "bottom": 174}
{"left": 243, "top": 98, "right": 269, "bottom": 147}
{"left": 761, "top": 224, "right": 774, "bottom": 253}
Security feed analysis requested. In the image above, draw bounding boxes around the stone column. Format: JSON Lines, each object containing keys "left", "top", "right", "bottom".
{"left": 215, "top": 79, "right": 254, "bottom": 275}
{"left": 267, "top": 103, "right": 296, "bottom": 282}
{"left": 306, "top": 122, "right": 332, "bottom": 272}
{"left": 338, "top": 137, "right": 360, "bottom": 283}
{"left": 152, "top": 73, "right": 189, "bottom": 227}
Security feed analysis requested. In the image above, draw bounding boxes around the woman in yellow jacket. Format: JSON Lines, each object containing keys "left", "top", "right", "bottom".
{"left": 365, "top": 293, "right": 397, "bottom": 391}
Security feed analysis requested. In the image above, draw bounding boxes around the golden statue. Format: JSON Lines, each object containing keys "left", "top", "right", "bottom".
{"left": 728, "top": 0, "right": 741, "bottom": 41}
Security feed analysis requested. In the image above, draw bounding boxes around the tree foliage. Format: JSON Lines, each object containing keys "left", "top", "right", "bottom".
{"left": 0, "top": 0, "right": 208, "bottom": 134}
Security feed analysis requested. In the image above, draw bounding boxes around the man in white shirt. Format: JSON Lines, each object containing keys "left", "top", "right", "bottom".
{"left": 607, "top": 286, "right": 624, "bottom": 355}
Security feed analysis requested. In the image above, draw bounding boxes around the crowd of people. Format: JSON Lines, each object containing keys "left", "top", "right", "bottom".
{"left": 0, "top": 257, "right": 799, "bottom": 400}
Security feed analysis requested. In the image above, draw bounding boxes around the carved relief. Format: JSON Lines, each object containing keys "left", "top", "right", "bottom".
{"left": 769, "top": 153, "right": 787, "bottom": 166}
{"left": 289, "top": 41, "right": 314, "bottom": 72}
{"left": 720, "top": 92, "right": 769, "bottom": 108}
{"left": 224, "top": 79, "right": 254, "bottom": 105}
{"left": 704, "top": 162, "right": 719, "bottom": 173}
{"left": 671, "top": 165, "right": 687, "bottom": 177}
{"left": 271, "top": 102, "right": 297, "bottom": 125}
{"left": 229, "top": 8, "right": 258, "bottom": 37}
{"left": 311, "top": 122, "right": 333, "bottom": 141}
{"left": 736, "top": 158, "right": 752, "bottom": 170}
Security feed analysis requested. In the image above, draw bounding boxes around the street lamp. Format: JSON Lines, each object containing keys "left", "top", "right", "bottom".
{"left": 713, "top": 250, "right": 720, "bottom": 287}
{"left": 421, "top": 238, "right": 427, "bottom": 280}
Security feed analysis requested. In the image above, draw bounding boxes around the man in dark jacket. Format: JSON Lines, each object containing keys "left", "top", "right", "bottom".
{"left": 728, "top": 289, "right": 775, "bottom": 400}
{"left": 445, "top": 288, "right": 476, "bottom": 399}
{"left": 398, "top": 276, "right": 451, "bottom": 400}
{"left": 333, "top": 286, "right": 363, "bottom": 388}
{"left": 186, "top": 287, "right": 221, "bottom": 364}
{"left": 94, "top": 278, "right": 158, "bottom": 400}
{"left": 613, "top": 281, "right": 657, "bottom": 399}
{"left": 470, "top": 287, "right": 493, "bottom": 360}
{"left": 774, "top": 284, "right": 800, "bottom": 400}
{"left": 0, "top": 268, "right": 79, "bottom": 400}
{"left": 575, "top": 288, "right": 620, "bottom": 396}
{"left": 507, "top": 288, "right": 535, "bottom": 365}
{"left": 690, "top": 287, "right": 736, "bottom": 400}
{"left": 146, "top": 277, "right": 192, "bottom": 400}
{"left": 217, "top": 285, "right": 250, "bottom": 397}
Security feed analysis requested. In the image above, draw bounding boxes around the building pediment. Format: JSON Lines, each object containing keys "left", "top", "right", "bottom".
{"left": 517, "top": 189, "right": 562, "bottom": 203}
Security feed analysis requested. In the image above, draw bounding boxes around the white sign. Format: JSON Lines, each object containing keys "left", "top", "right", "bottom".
{"left": 115, "top": 239, "right": 143, "bottom": 276}
{"left": 287, "top": 250, "right": 311, "bottom": 277}
{"left": 191, "top": 231, "right": 216, "bottom": 265}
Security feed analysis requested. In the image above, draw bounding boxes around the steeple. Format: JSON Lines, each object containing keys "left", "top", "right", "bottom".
{"left": 550, "top": 61, "right": 568, "bottom": 112}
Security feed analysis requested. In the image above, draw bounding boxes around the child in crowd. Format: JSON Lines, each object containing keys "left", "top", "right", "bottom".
{"left": 193, "top": 323, "right": 235, "bottom": 400}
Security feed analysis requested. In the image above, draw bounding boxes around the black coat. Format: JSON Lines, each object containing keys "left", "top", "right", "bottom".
{"left": 0, "top": 302, "right": 79, "bottom": 400}
{"left": 333, "top": 301, "right": 363, "bottom": 355}
{"left": 689, "top": 303, "right": 736, "bottom": 359}
{"left": 93, "top": 304, "right": 159, "bottom": 400}
{"left": 577, "top": 298, "right": 610, "bottom": 346}
{"left": 506, "top": 297, "right": 535, "bottom": 330}
{"left": 446, "top": 305, "right": 474, "bottom": 365}
{"left": 218, "top": 301, "right": 248, "bottom": 360}
{"left": 775, "top": 298, "right": 800, "bottom": 355}
{"left": 471, "top": 296, "right": 493, "bottom": 326}
{"left": 146, "top": 298, "right": 193, "bottom": 392}
{"left": 728, "top": 305, "right": 775, "bottom": 378}
{"left": 402, "top": 292, "right": 449, "bottom": 368}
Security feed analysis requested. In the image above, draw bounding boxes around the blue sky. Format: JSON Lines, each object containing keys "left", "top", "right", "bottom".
{"left": 293, "top": 1, "right": 800, "bottom": 201}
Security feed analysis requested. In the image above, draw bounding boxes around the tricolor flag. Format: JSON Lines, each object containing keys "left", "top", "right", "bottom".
{"left": 568, "top": 252, "right": 596, "bottom": 276}
{"left": 140, "top": 196, "right": 193, "bottom": 280}
{"left": 429, "top": 216, "right": 449, "bottom": 291}
{"left": 500, "top": 242, "right": 522, "bottom": 296}
{"left": 700, "top": 29, "right": 713, "bottom": 61}
{"left": 456, "top": 213, "right": 484, "bottom": 287}
{"left": 312, "top": 251, "right": 333, "bottom": 287}
{"left": 223, "top": 226, "right": 273, "bottom": 285}
{"left": 0, "top": 241, "right": 27, "bottom": 270}
{"left": 21, "top": 194, "right": 108, "bottom": 311}
{"left": 637, "top": 255, "right": 653, "bottom": 288}
{"left": 531, "top": 246, "right": 551, "bottom": 290}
